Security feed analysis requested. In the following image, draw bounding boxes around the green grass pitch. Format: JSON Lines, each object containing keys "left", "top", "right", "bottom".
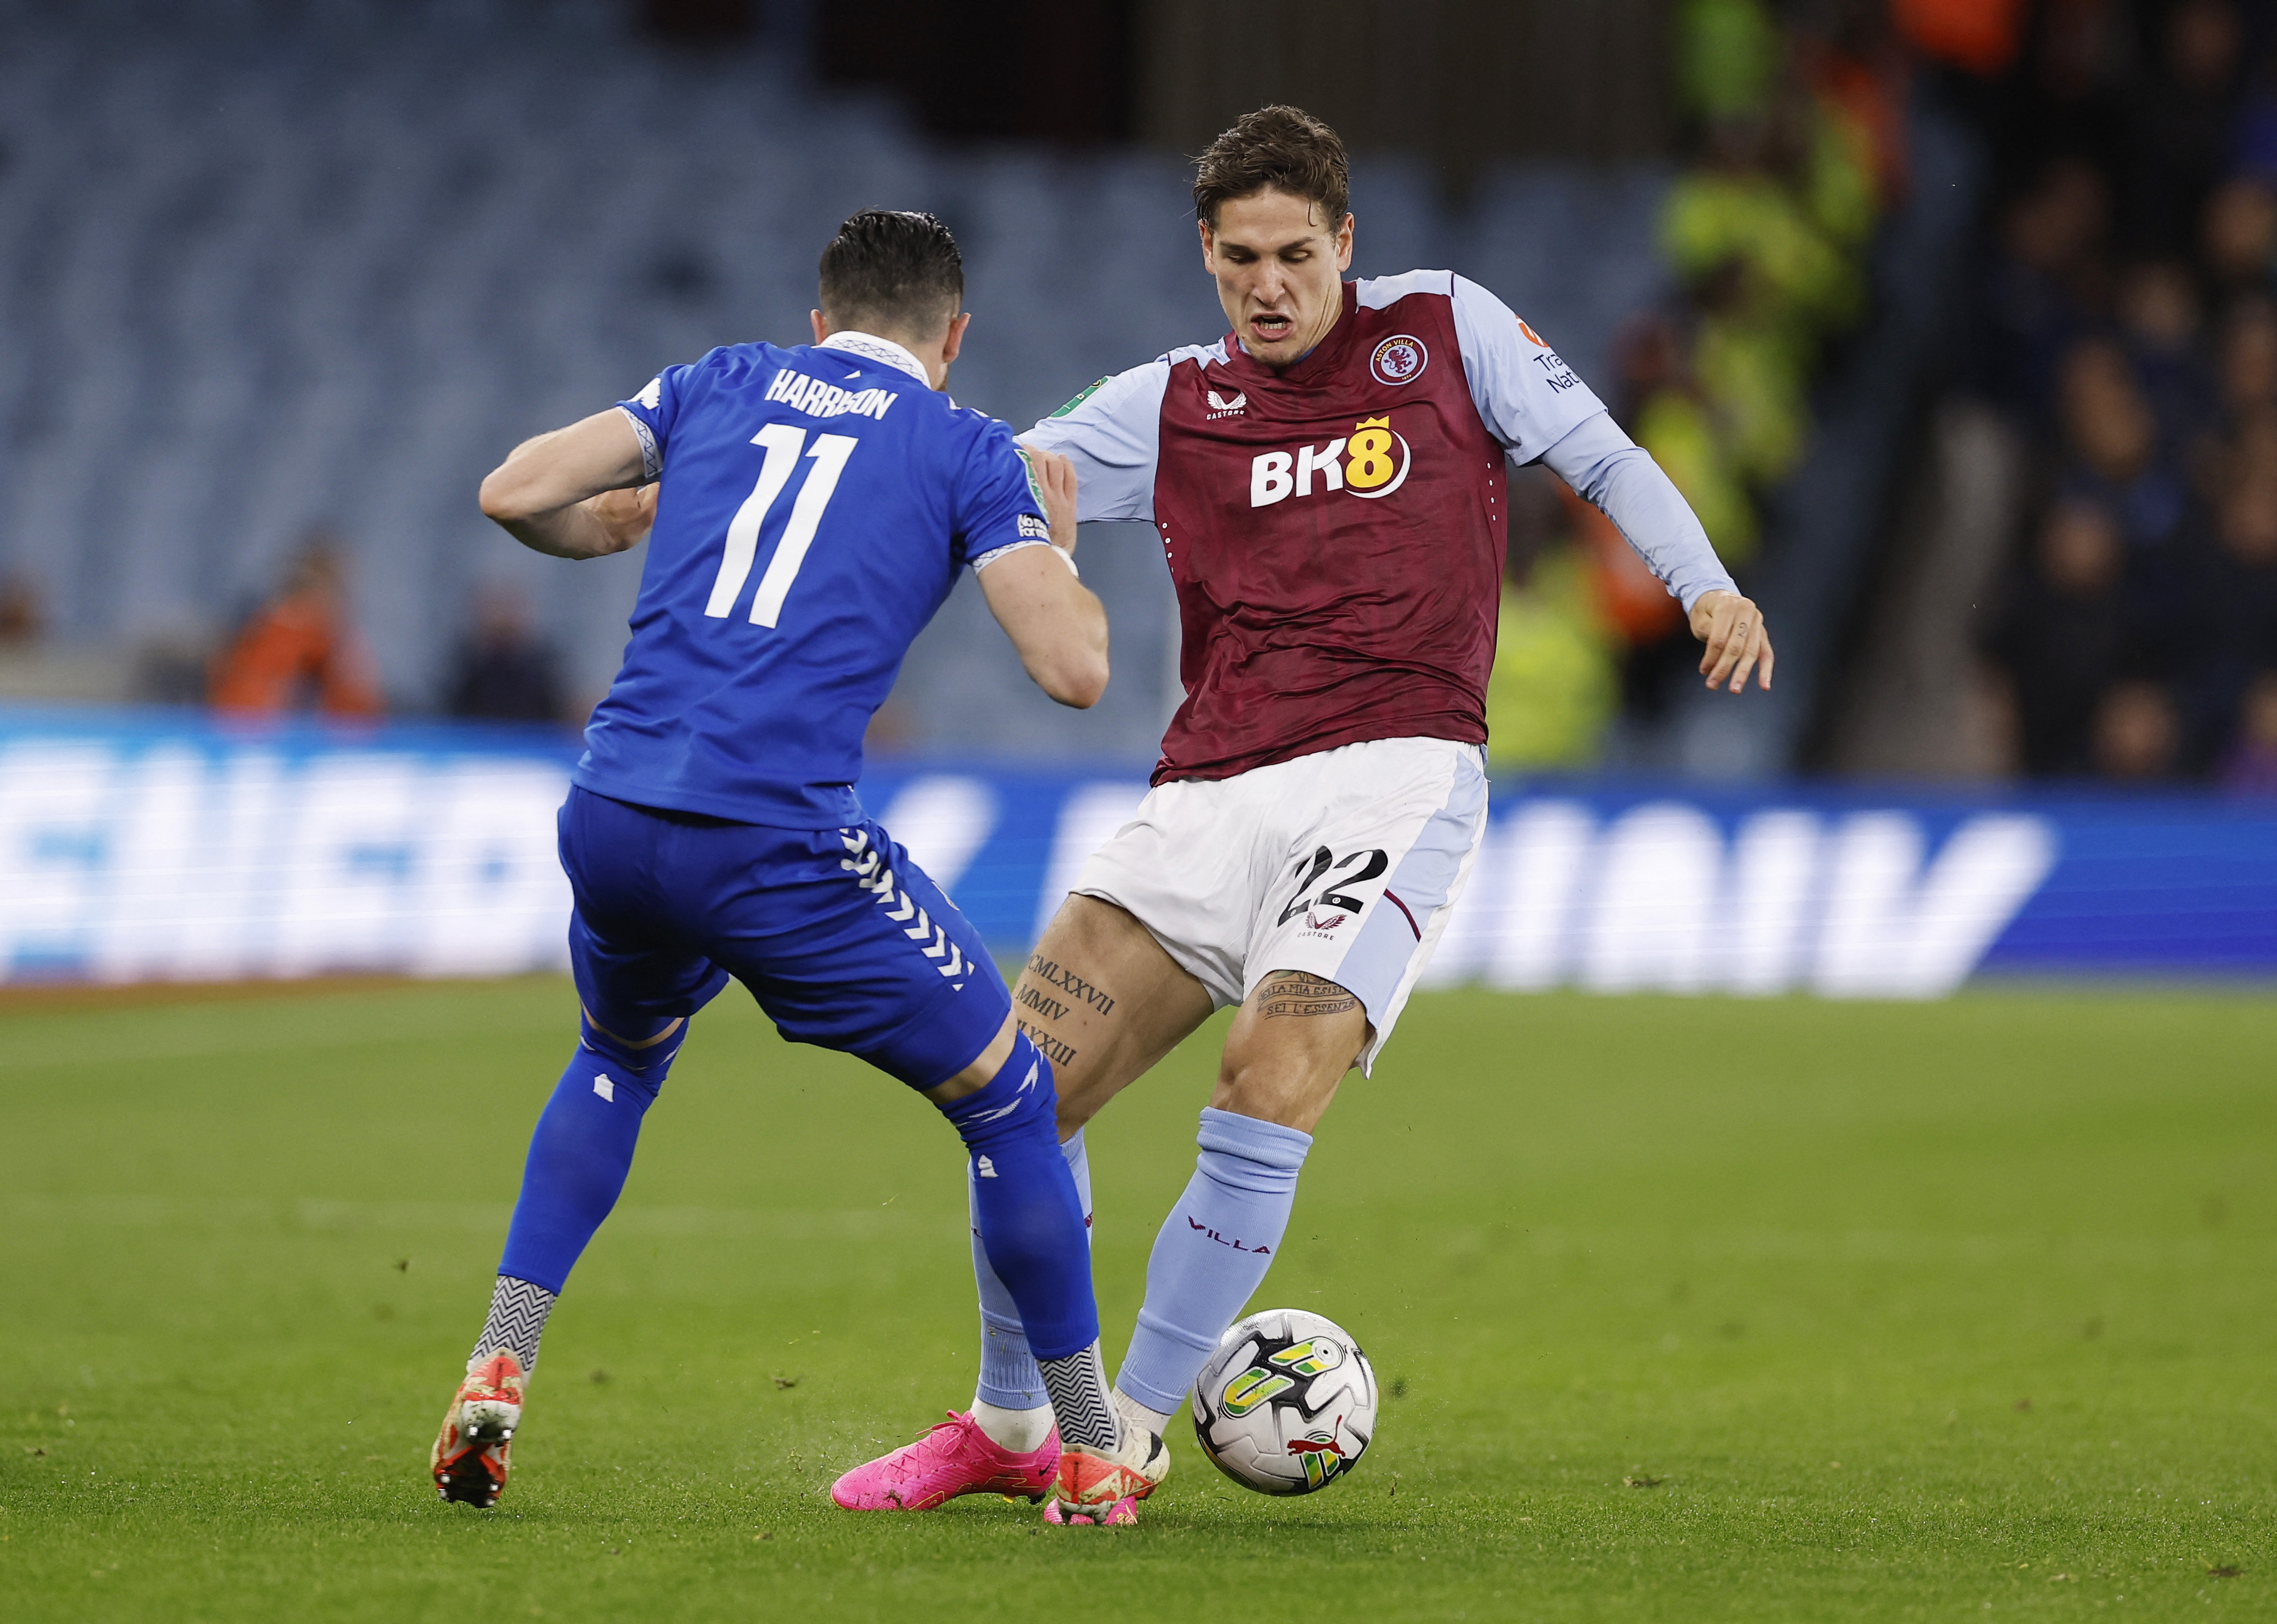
{"left": 1, "top": 977, "right": 2270, "bottom": 1620}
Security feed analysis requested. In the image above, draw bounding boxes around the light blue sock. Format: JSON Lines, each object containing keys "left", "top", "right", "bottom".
{"left": 1116, "top": 1107, "right": 1312, "bottom": 1418}
{"left": 972, "top": 1128, "right": 1089, "bottom": 1410}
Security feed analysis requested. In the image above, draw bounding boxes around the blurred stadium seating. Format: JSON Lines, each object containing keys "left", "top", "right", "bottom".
{"left": 0, "top": 0, "right": 1676, "bottom": 755}
{"left": 14, "top": 2, "right": 2276, "bottom": 995}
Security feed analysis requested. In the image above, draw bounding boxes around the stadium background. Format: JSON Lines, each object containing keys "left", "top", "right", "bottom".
{"left": 2, "top": 0, "right": 2275, "bottom": 988}
{"left": 2, "top": 4, "right": 2272, "bottom": 1620}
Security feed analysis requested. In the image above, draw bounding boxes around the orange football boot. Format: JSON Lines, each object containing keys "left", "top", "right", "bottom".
{"left": 1042, "top": 1424, "right": 1168, "bottom": 1527}
{"left": 432, "top": 1351, "right": 525, "bottom": 1507}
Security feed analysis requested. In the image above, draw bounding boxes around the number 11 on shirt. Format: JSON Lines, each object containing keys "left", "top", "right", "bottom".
{"left": 704, "top": 423, "right": 859, "bottom": 627}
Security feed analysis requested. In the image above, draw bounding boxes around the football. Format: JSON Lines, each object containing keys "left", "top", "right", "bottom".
{"left": 1189, "top": 1308, "right": 1378, "bottom": 1495}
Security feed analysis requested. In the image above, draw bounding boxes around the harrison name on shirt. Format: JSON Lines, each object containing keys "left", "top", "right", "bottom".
{"left": 764, "top": 367, "right": 900, "bottom": 421}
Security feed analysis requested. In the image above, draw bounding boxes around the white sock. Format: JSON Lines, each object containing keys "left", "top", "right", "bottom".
{"left": 971, "top": 1397, "right": 1054, "bottom": 1454}
{"left": 1114, "top": 1386, "right": 1176, "bottom": 1440}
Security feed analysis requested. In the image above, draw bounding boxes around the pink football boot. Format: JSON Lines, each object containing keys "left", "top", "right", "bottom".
{"left": 830, "top": 1411, "right": 1059, "bottom": 1511}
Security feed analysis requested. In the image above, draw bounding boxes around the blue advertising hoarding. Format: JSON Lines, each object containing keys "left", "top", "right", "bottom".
{"left": 1, "top": 706, "right": 2272, "bottom": 993}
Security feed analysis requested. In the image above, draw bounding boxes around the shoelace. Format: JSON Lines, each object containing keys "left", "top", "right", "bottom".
{"left": 880, "top": 1414, "right": 974, "bottom": 1477}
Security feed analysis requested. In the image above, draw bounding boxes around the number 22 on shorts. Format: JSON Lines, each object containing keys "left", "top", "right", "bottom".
{"left": 1276, "top": 846, "right": 1389, "bottom": 926}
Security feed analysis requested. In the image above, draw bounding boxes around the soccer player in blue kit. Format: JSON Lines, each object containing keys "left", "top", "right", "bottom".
{"left": 429, "top": 210, "right": 1148, "bottom": 1525}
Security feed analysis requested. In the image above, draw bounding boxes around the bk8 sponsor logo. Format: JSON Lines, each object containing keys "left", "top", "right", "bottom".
{"left": 1249, "top": 415, "right": 1411, "bottom": 508}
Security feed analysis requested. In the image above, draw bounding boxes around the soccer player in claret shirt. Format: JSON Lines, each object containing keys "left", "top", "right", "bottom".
{"left": 832, "top": 109, "right": 1774, "bottom": 1514}
{"left": 430, "top": 210, "right": 1157, "bottom": 1526}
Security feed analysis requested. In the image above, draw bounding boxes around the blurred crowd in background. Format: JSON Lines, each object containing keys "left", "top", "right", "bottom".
{"left": 0, "top": 540, "right": 562, "bottom": 724}
{"left": 1966, "top": 0, "right": 2277, "bottom": 789}
{"left": 12, "top": 0, "right": 2277, "bottom": 791}
{"left": 1488, "top": 0, "right": 1905, "bottom": 771}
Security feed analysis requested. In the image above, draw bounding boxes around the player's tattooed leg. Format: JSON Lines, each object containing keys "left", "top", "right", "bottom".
{"left": 1022, "top": 954, "right": 1120, "bottom": 1017}
{"left": 1016, "top": 955, "right": 1115, "bottom": 1071}
{"left": 1110, "top": 970, "right": 1358, "bottom": 1420}
{"left": 1016, "top": 1015, "right": 1079, "bottom": 1070}
{"left": 1213, "top": 970, "right": 1368, "bottom": 1134}
{"left": 1255, "top": 971, "right": 1360, "bottom": 1020}
{"left": 928, "top": 894, "right": 1212, "bottom": 1460}
{"left": 1010, "top": 895, "right": 1213, "bottom": 1134}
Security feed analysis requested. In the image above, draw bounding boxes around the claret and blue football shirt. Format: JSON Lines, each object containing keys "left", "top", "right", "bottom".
{"left": 1021, "top": 271, "right": 1737, "bottom": 784}
{"left": 575, "top": 330, "right": 1053, "bottom": 826}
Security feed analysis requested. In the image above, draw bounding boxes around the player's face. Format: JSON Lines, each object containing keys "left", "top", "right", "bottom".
{"left": 1201, "top": 189, "right": 1355, "bottom": 368}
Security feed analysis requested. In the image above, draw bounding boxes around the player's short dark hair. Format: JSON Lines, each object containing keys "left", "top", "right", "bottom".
{"left": 1192, "top": 106, "right": 1350, "bottom": 230}
{"left": 818, "top": 209, "right": 964, "bottom": 338}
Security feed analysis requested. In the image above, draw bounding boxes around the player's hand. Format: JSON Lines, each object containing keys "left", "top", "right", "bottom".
{"left": 584, "top": 484, "right": 657, "bottom": 554}
{"left": 1023, "top": 445, "right": 1079, "bottom": 553}
{"left": 1690, "top": 589, "right": 1773, "bottom": 693}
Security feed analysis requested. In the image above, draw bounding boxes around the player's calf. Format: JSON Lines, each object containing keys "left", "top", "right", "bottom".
{"left": 1115, "top": 1105, "right": 1313, "bottom": 1421}
{"left": 434, "top": 1008, "right": 692, "bottom": 1507}
{"left": 929, "top": 1031, "right": 1127, "bottom": 1496}
{"left": 494, "top": 1008, "right": 688, "bottom": 1302}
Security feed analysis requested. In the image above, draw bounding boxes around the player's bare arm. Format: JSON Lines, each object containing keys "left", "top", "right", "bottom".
{"left": 977, "top": 445, "right": 1108, "bottom": 708}
{"left": 586, "top": 482, "right": 657, "bottom": 550}
{"left": 478, "top": 409, "right": 651, "bottom": 559}
{"left": 1692, "top": 588, "right": 1774, "bottom": 694}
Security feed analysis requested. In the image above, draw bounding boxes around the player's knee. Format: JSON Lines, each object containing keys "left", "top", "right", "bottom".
{"left": 929, "top": 1011, "right": 1019, "bottom": 1103}
{"left": 1213, "top": 1038, "right": 1349, "bottom": 1133}
{"left": 578, "top": 1008, "right": 690, "bottom": 1082}
{"left": 1053, "top": 1095, "right": 1096, "bottom": 1138}
{"left": 937, "top": 1028, "right": 1058, "bottom": 1151}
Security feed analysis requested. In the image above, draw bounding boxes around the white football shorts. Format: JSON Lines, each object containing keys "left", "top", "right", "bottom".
{"left": 1071, "top": 735, "right": 1489, "bottom": 1072}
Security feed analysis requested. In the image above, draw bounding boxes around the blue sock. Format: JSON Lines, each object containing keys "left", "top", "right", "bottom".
{"left": 496, "top": 1013, "right": 688, "bottom": 1295}
{"left": 937, "top": 1033, "right": 1098, "bottom": 1363}
{"left": 972, "top": 1127, "right": 1089, "bottom": 1410}
{"left": 1116, "top": 1107, "right": 1312, "bottom": 1417}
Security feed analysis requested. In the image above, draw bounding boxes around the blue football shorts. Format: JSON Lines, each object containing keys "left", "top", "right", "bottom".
{"left": 557, "top": 785, "right": 1008, "bottom": 1090}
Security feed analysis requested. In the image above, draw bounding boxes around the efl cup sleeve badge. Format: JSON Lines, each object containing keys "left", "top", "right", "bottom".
{"left": 1048, "top": 375, "right": 1109, "bottom": 418}
{"left": 1369, "top": 334, "right": 1427, "bottom": 386}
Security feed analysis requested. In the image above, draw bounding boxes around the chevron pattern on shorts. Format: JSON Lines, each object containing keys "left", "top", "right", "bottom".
{"left": 838, "top": 828, "right": 968, "bottom": 986}
{"left": 470, "top": 1275, "right": 557, "bottom": 1374}
{"left": 1037, "top": 1340, "right": 1119, "bottom": 1451}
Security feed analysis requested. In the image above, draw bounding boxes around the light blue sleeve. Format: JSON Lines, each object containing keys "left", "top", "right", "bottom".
{"left": 1019, "top": 359, "right": 1173, "bottom": 523}
{"left": 1539, "top": 411, "right": 1738, "bottom": 614}
{"left": 1447, "top": 275, "right": 1607, "bottom": 462}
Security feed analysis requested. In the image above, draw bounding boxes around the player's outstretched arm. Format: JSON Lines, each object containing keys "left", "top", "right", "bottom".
{"left": 1533, "top": 413, "right": 1771, "bottom": 695}
{"left": 479, "top": 409, "right": 651, "bottom": 560}
{"left": 979, "top": 446, "right": 1108, "bottom": 708}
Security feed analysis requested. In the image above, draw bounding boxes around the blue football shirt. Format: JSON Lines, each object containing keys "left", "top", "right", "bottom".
{"left": 574, "top": 332, "right": 1052, "bottom": 826}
